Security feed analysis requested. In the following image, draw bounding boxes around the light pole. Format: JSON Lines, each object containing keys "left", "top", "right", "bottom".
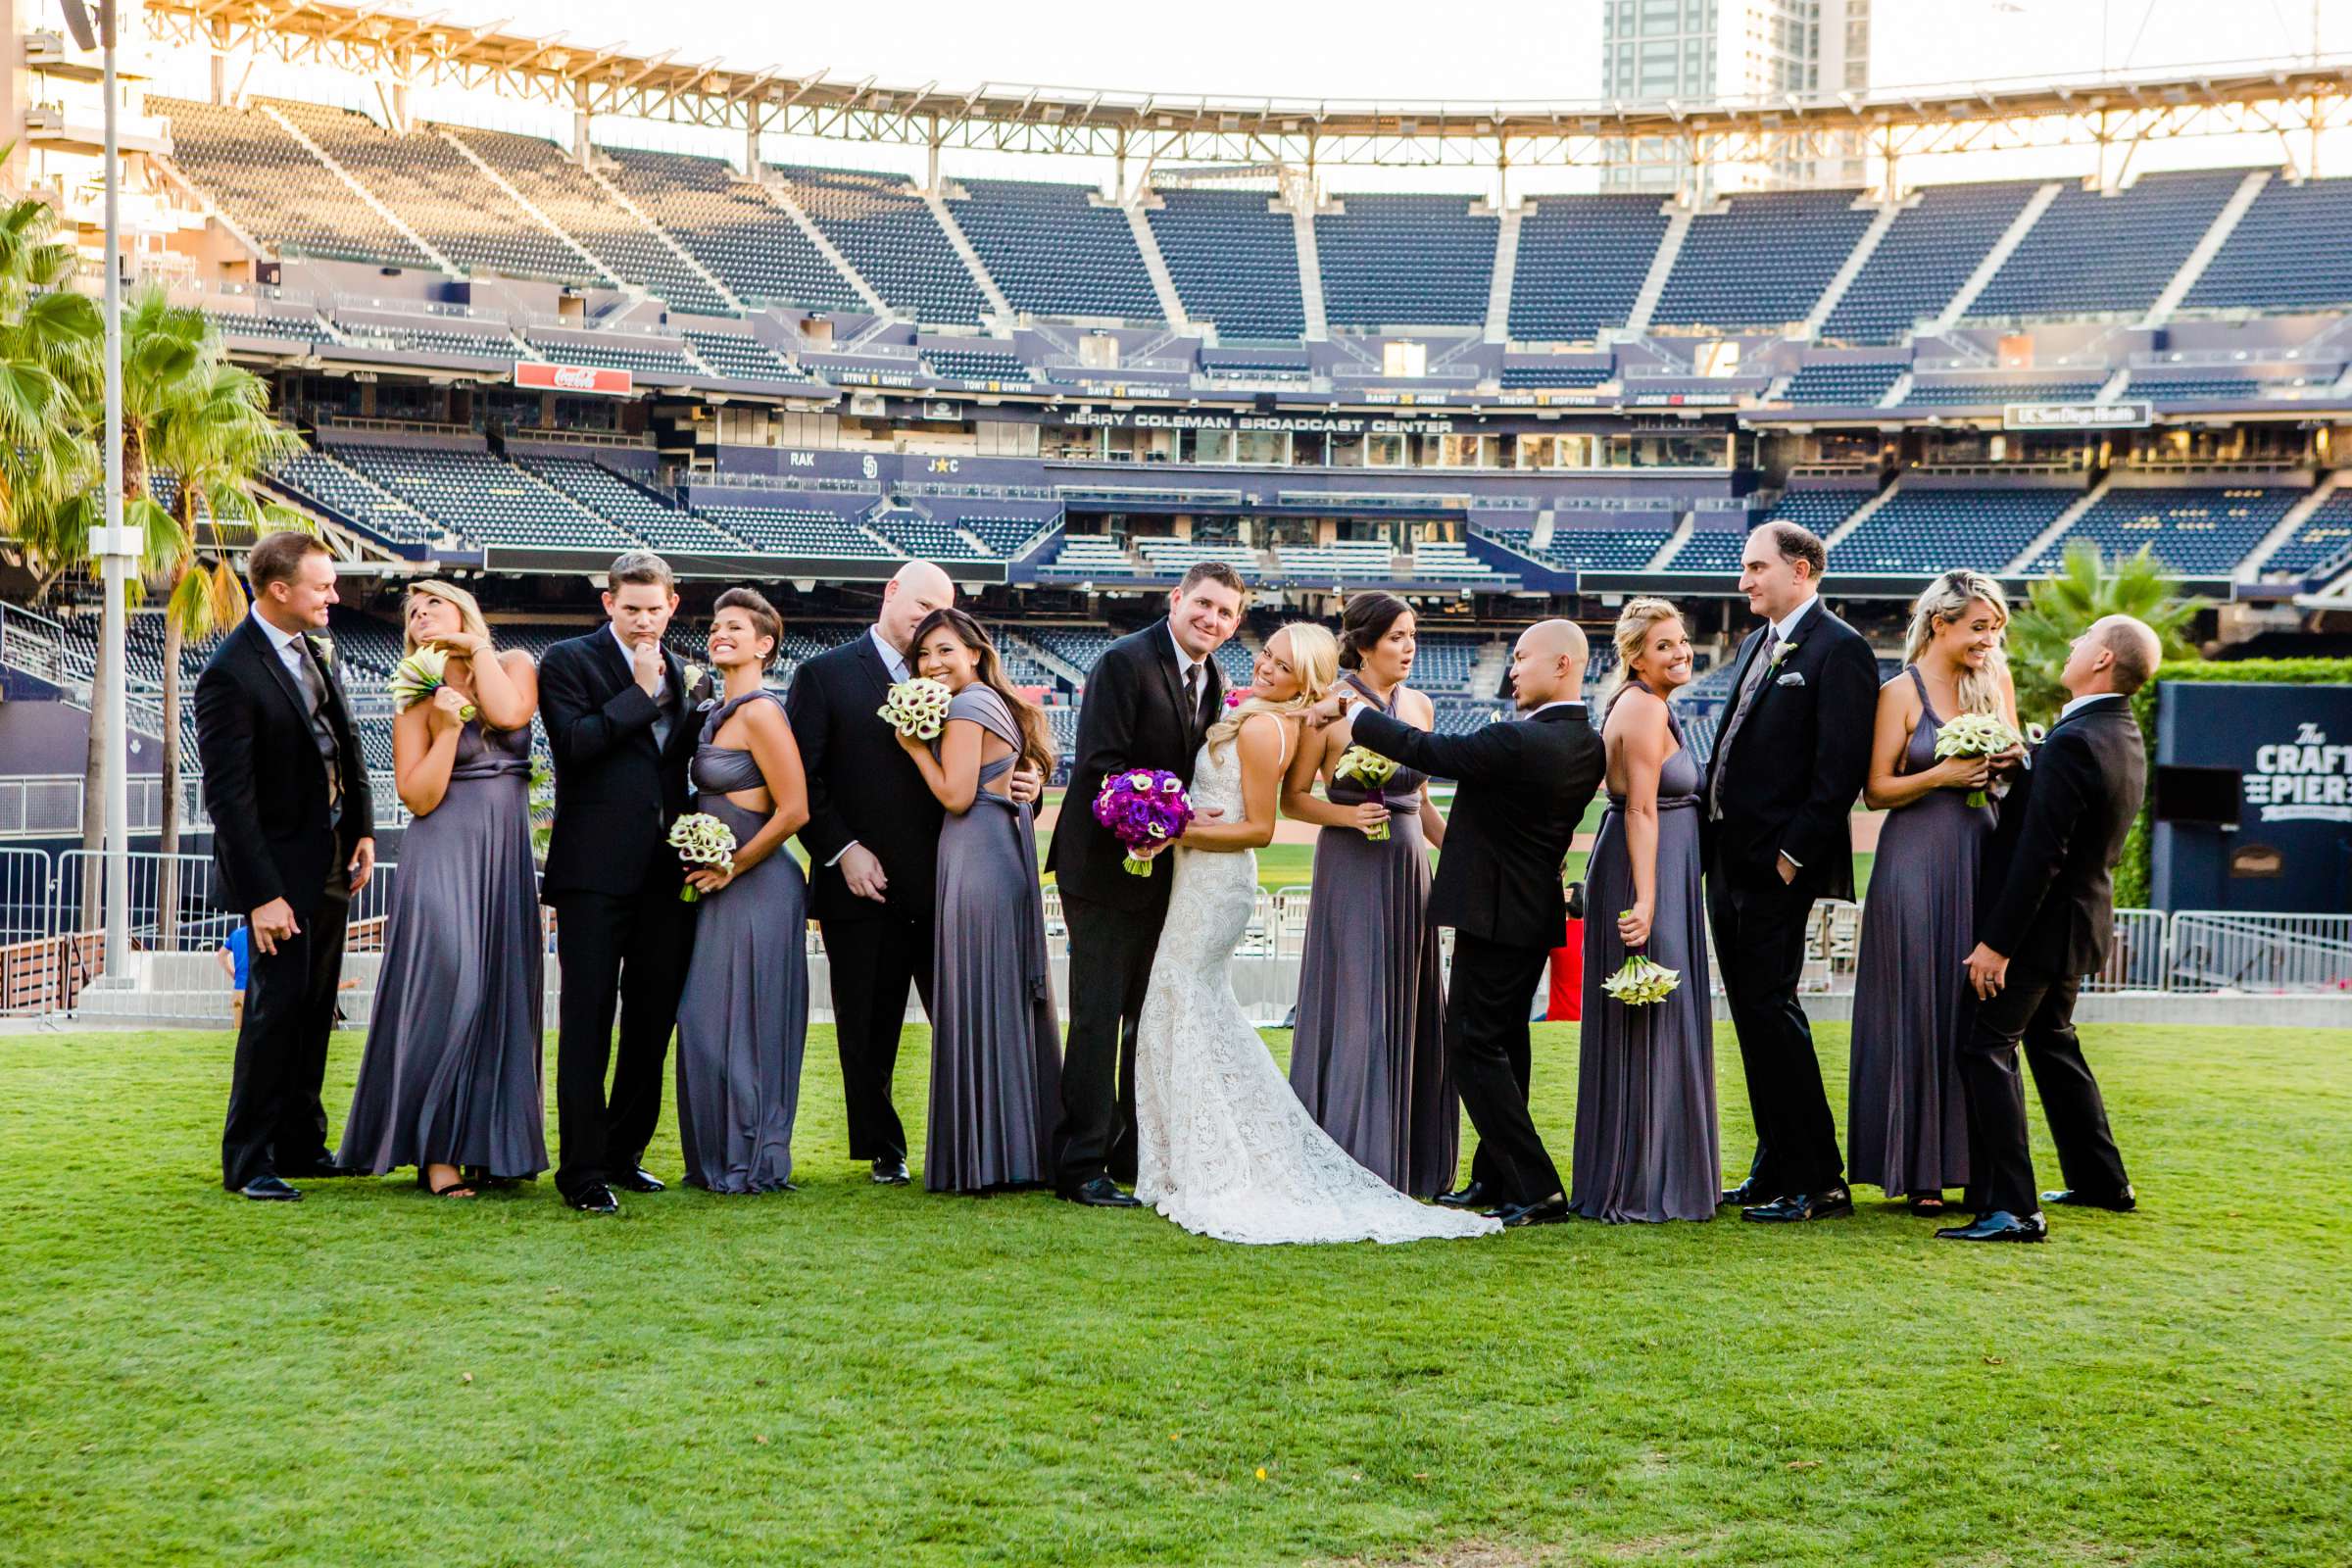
{"left": 61, "top": 0, "right": 131, "bottom": 981}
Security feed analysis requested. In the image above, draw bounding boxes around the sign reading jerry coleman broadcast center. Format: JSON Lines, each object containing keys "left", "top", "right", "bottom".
{"left": 2154, "top": 681, "right": 2352, "bottom": 913}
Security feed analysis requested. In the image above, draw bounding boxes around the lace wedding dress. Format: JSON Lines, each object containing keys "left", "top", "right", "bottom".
{"left": 1132, "top": 723, "right": 1501, "bottom": 1246}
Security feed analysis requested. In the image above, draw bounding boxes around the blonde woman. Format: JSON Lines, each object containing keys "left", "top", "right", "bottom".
{"left": 1571, "top": 599, "right": 1719, "bottom": 1223}
{"left": 1847, "top": 569, "right": 2021, "bottom": 1212}
{"left": 338, "top": 581, "right": 544, "bottom": 1199}
{"left": 1282, "top": 592, "right": 1454, "bottom": 1198}
{"left": 1131, "top": 623, "right": 1497, "bottom": 1246}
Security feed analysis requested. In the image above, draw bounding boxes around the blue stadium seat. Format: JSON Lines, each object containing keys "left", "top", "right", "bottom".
{"left": 1901, "top": 378, "right": 2104, "bottom": 408}
{"left": 1499, "top": 363, "right": 1611, "bottom": 389}
{"left": 1834, "top": 487, "right": 2069, "bottom": 573}
{"left": 921, "top": 347, "right": 1034, "bottom": 383}
{"left": 2184, "top": 175, "right": 2352, "bottom": 313}
{"left": 1967, "top": 170, "right": 2250, "bottom": 321}
{"left": 777, "top": 164, "right": 990, "bottom": 325}
{"left": 1508, "top": 194, "right": 1670, "bottom": 342}
{"left": 691, "top": 505, "right": 893, "bottom": 557}
{"left": 949, "top": 178, "right": 1159, "bottom": 320}
{"left": 605, "top": 148, "right": 864, "bottom": 313}
{"left": 1316, "top": 194, "right": 1496, "bottom": 327}
{"left": 2259, "top": 489, "right": 2352, "bottom": 574}
{"left": 1652, "top": 190, "right": 1877, "bottom": 331}
{"left": 1782, "top": 363, "right": 1902, "bottom": 405}
{"left": 1146, "top": 188, "right": 1305, "bottom": 340}
{"left": 1822, "top": 180, "right": 2043, "bottom": 341}
{"left": 2036, "top": 486, "right": 2297, "bottom": 574}
{"left": 324, "top": 442, "right": 636, "bottom": 550}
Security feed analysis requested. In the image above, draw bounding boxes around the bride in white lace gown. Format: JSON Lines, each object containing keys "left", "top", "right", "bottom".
{"left": 1132, "top": 625, "right": 1501, "bottom": 1247}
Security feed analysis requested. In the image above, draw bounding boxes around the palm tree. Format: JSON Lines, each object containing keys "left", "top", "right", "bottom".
{"left": 2005, "top": 541, "right": 2203, "bottom": 723}
{"left": 144, "top": 355, "right": 306, "bottom": 938}
{"left": 0, "top": 174, "right": 104, "bottom": 590}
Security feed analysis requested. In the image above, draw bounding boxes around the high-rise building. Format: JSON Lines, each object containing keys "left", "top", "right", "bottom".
{"left": 1600, "top": 0, "right": 1872, "bottom": 197}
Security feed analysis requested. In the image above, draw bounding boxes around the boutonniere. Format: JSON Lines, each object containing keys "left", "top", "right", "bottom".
{"left": 680, "top": 662, "right": 706, "bottom": 692}
{"left": 307, "top": 633, "right": 334, "bottom": 666}
{"left": 1766, "top": 637, "right": 1798, "bottom": 672}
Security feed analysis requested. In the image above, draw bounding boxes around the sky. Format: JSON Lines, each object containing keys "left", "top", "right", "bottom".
{"left": 127, "top": 0, "right": 2352, "bottom": 195}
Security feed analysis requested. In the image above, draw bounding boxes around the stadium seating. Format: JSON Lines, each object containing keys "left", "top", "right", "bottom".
{"left": 2128, "top": 370, "right": 2316, "bottom": 402}
{"left": 268, "top": 100, "right": 595, "bottom": 285}
{"left": 1200, "top": 349, "right": 1312, "bottom": 380}
{"left": 867, "top": 510, "right": 983, "bottom": 559}
{"left": 682, "top": 331, "right": 810, "bottom": 383}
{"left": 1668, "top": 527, "right": 1751, "bottom": 573}
{"left": 778, "top": 165, "right": 990, "bottom": 325}
{"left": 1027, "top": 625, "right": 1119, "bottom": 675}
{"left": 270, "top": 448, "right": 443, "bottom": 546}
{"left": 691, "top": 504, "right": 892, "bottom": 557}
{"left": 1145, "top": 188, "right": 1306, "bottom": 340}
{"left": 1507, "top": 194, "right": 1672, "bottom": 342}
{"left": 207, "top": 309, "right": 335, "bottom": 345}
{"left": 1821, "top": 180, "right": 2044, "bottom": 341}
{"left": 523, "top": 332, "right": 701, "bottom": 378}
{"left": 2035, "top": 486, "right": 2298, "bottom": 574}
{"left": 921, "top": 347, "right": 1033, "bottom": 383}
{"left": 1137, "top": 538, "right": 1257, "bottom": 577}
{"left": 449, "top": 126, "right": 735, "bottom": 317}
{"left": 346, "top": 324, "right": 520, "bottom": 361}
{"left": 1781, "top": 363, "right": 1902, "bottom": 405}
{"left": 1967, "top": 169, "right": 2250, "bottom": 320}
{"left": 154, "top": 96, "right": 434, "bottom": 269}
{"left": 1489, "top": 523, "right": 1673, "bottom": 571}
{"left": 1316, "top": 195, "right": 1496, "bottom": 327}
{"left": 2184, "top": 175, "right": 2352, "bottom": 314}
{"left": 1274, "top": 541, "right": 1396, "bottom": 580}
{"left": 604, "top": 149, "right": 864, "bottom": 313}
{"left": 514, "top": 456, "right": 742, "bottom": 552}
{"left": 1900, "top": 378, "right": 2104, "bottom": 408}
{"left": 1499, "top": 363, "right": 1611, "bottom": 389}
{"left": 2258, "top": 488, "right": 2352, "bottom": 574}
{"left": 1651, "top": 189, "right": 1878, "bottom": 331}
{"left": 1431, "top": 699, "right": 1506, "bottom": 734}
{"left": 324, "top": 442, "right": 636, "bottom": 550}
{"left": 1407, "top": 633, "right": 1483, "bottom": 693}
{"left": 1833, "top": 486, "right": 2071, "bottom": 573}
{"left": 956, "top": 515, "right": 1057, "bottom": 557}
{"left": 1037, "top": 536, "right": 1138, "bottom": 577}
{"left": 949, "top": 178, "right": 1159, "bottom": 320}
{"left": 1408, "top": 541, "right": 1502, "bottom": 582}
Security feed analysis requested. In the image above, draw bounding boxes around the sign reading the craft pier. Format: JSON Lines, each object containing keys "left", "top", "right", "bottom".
{"left": 2154, "top": 681, "right": 2352, "bottom": 913}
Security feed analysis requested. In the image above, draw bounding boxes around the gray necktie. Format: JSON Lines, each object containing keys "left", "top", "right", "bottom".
{"left": 1185, "top": 662, "right": 1203, "bottom": 725}
{"left": 1707, "top": 636, "right": 1775, "bottom": 820}
{"left": 651, "top": 666, "right": 677, "bottom": 750}
{"left": 291, "top": 639, "right": 342, "bottom": 814}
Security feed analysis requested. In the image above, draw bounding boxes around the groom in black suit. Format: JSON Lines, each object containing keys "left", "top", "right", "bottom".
{"left": 1701, "top": 521, "right": 1880, "bottom": 1224}
{"left": 1315, "top": 619, "right": 1606, "bottom": 1226}
{"left": 1942, "top": 615, "right": 2156, "bottom": 1243}
{"left": 1047, "top": 561, "right": 1244, "bottom": 1206}
{"left": 538, "top": 551, "right": 708, "bottom": 1214}
{"left": 195, "top": 531, "right": 374, "bottom": 1200}
{"left": 787, "top": 560, "right": 1040, "bottom": 1186}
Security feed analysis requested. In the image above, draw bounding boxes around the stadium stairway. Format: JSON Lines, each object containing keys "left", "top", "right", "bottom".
{"left": 922, "top": 183, "right": 1017, "bottom": 325}
{"left": 1624, "top": 204, "right": 1690, "bottom": 333}
{"left": 1292, "top": 201, "right": 1330, "bottom": 341}
{"left": 760, "top": 177, "right": 894, "bottom": 317}
{"left": 1124, "top": 199, "right": 1193, "bottom": 330}
{"left": 2003, "top": 476, "right": 2115, "bottom": 572}
{"left": 1934, "top": 182, "right": 2064, "bottom": 331}
{"left": 436, "top": 129, "right": 622, "bottom": 294}
{"left": 258, "top": 102, "right": 456, "bottom": 274}
{"left": 2242, "top": 472, "right": 2346, "bottom": 579}
{"left": 1800, "top": 199, "right": 1900, "bottom": 336}
{"left": 1482, "top": 204, "right": 1522, "bottom": 344}
{"left": 2141, "top": 170, "right": 2272, "bottom": 328}
{"left": 1821, "top": 484, "right": 1895, "bottom": 549}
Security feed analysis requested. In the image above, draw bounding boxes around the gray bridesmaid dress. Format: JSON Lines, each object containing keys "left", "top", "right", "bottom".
{"left": 338, "top": 718, "right": 547, "bottom": 1180}
{"left": 1571, "top": 692, "right": 1718, "bottom": 1223}
{"left": 926, "top": 684, "right": 1061, "bottom": 1194}
{"left": 674, "top": 690, "right": 809, "bottom": 1194}
{"left": 1287, "top": 673, "right": 1455, "bottom": 1199}
{"left": 1847, "top": 666, "right": 1991, "bottom": 1200}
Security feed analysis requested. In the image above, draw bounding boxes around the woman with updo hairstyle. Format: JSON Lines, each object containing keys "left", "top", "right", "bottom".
{"left": 338, "top": 580, "right": 545, "bottom": 1199}
{"left": 1280, "top": 590, "right": 1457, "bottom": 1199}
{"left": 1847, "top": 569, "right": 2021, "bottom": 1213}
{"left": 1570, "top": 597, "right": 1719, "bottom": 1223}
{"left": 897, "top": 606, "right": 1061, "bottom": 1194}
{"left": 673, "top": 586, "right": 814, "bottom": 1194}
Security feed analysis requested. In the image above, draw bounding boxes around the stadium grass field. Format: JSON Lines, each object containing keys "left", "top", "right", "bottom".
{"left": 3, "top": 1022, "right": 2344, "bottom": 1565}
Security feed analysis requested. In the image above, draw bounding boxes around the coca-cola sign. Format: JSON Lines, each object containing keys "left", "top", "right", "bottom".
{"left": 513, "top": 362, "right": 634, "bottom": 396}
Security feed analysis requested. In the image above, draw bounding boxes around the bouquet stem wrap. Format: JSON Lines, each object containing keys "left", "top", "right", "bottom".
{"left": 1092, "top": 768, "right": 1194, "bottom": 877}
{"left": 386, "top": 647, "right": 474, "bottom": 721}
{"left": 667, "top": 811, "right": 737, "bottom": 903}
{"left": 1332, "top": 745, "right": 1400, "bottom": 843}
{"left": 1931, "top": 710, "right": 2025, "bottom": 808}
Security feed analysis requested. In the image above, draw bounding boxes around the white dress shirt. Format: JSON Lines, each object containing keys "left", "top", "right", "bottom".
{"left": 870, "top": 624, "right": 911, "bottom": 685}
{"left": 253, "top": 610, "right": 314, "bottom": 687}
{"left": 1167, "top": 623, "right": 1206, "bottom": 710}
{"left": 1765, "top": 592, "right": 1819, "bottom": 653}
{"left": 2057, "top": 691, "right": 2119, "bottom": 726}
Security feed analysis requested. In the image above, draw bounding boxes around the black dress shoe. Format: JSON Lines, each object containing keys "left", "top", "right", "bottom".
{"left": 1742, "top": 1188, "right": 1854, "bottom": 1223}
{"left": 565, "top": 1184, "right": 620, "bottom": 1215}
{"left": 869, "top": 1157, "right": 911, "bottom": 1187}
{"left": 1720, "top": 1178, "right": 1774, "bottom": 1208}
{"left": 236, "top": 1175, "right": 302, "bottom": 1201}
{"left": 1433, "top": 1180, "right": 1489, "bottom": 1210}
{"left": 1057, "top": 1176, "right": 1141, "bottom": 1208}
{"left": 1494, "top": 1196, "right": 1572, "bottom": 1228}
{"left": 1936, "top": 1209, "right": 2048, "bottom": 1243}
{"left": 2043, "top": 1185, "right": 2134, "bottom": 1212}
{"left": 612, "top": 1166, "right": 666, "bottom": 1194}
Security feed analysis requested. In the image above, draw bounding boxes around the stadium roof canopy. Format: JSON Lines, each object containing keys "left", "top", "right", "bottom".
{"left": 148, "top": 0, "right": 2352, "bottom": 172}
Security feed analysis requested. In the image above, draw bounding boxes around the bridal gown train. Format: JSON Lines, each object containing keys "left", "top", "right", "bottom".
{"left": 1132, "top": 726, "right": 1500, "bottom": 1246}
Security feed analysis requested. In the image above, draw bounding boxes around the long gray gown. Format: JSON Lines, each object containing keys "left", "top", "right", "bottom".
{"left": 925, "top": 684, "right": 1061, "bottom": 1194}
{"left": 1847, "top": 666, "right": 1991, "bottom": 1199}
{"left": 338, "top": 718, "right": 547, "bottom": 1180}
{"left": 674, "top": 690, "right": 809, "bottom": 1194}
{"left": 1571, "top": 694, "right": 1718, "bottom": 1223}
{"left": 1287, "top": 673, "right": 1455, "bottom": 1199}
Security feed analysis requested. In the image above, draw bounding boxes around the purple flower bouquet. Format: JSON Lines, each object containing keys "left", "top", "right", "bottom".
{"left": 1092, "top": 767, "right": 1195, "bottom": 876}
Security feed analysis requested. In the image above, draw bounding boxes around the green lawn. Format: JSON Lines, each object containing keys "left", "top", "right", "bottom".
{"left": 4, "top": 1022, "right": 2346, "bottom": 1565}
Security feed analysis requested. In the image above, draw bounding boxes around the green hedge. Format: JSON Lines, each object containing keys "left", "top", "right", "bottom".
{"left": 2118, "top": 658, "right": 2352, "bottom": 906}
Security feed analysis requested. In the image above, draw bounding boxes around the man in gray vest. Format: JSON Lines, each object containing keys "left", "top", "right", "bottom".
{"left": 196, "top": 531, "right": 375, "bottom": 1200}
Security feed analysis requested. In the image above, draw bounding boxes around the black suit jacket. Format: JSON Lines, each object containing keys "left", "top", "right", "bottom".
{"left": 1699, "top": 600, "right": 1880, "bottom": 901}
{"left": 193, "top": 614, "right": 373, "bottom": 915}
{"left": 786, "top": 631, "right": 949, "bottom": 926}
{"left": 1351, "top": 703, "right": 1604, "bottom": 950}
{"left": 537, "top": 629, "right": 704, "bottom": 901}
{"left": 1046, "top": 619, "right": 1222, "bottom": 912}
{"left": 1977, "top": 695, "right": 2145, "bottom": 979}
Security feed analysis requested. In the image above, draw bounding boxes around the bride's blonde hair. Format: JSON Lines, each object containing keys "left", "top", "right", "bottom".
{"left": 1207, "top": 622, "right": 1339, "bottom": 753}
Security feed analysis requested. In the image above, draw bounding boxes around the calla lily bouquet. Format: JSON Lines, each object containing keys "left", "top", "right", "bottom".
{"left": 387, "top": 647, "right": 473, "bottom": 721}
{"left": 667, "top": 811, "right": 737, "bottom": 902}
{"left": 878, "top": 676, "right": 956, "bottom": 741}
{"left": 1601, "top": 940, "right": 1682, "bottom": 1007}
{"left": 1333, "top": 745, "right": 1400, "bottom": 842}
{"left": 1093, "top": 767, "right": 1194, "bottom": 876}
{"left": 1933, "top": 711, "right": 2025, "bottom": 808}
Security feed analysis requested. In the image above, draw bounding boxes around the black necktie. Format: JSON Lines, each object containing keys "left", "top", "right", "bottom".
{"left": 1185, "top": 662, "right": 1202, "bottom": 727}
